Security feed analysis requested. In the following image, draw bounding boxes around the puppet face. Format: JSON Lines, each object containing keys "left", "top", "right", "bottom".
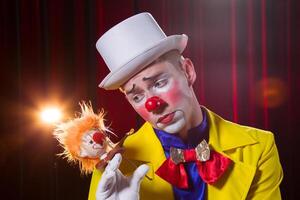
{"left": 79, "top": 129, "right": 107, "bottom": 158}
{"left": 122, "top": 52, "right": 196, "bottom": 134}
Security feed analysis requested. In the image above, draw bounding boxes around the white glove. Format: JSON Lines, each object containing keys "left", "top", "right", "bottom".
{"left": 96, "top": 153, "right": 149, "bottom": 200}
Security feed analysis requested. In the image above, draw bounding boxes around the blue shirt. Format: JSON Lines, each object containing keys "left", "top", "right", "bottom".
{"left": 154, "top": 108, "right": 209, "bottom": 200}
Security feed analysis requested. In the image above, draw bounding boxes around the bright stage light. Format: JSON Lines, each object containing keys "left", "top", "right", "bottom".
{"left": 40, "top": 107, "right": 62, "bottom": 124}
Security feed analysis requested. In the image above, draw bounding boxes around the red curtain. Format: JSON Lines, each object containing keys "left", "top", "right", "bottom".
{"left": 1, "top": 0, "right": 299, "bottom": 199}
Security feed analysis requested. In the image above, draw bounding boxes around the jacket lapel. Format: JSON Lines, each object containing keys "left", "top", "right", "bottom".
{"left": 206, "top": 108, "right": 258, "bottom": 199}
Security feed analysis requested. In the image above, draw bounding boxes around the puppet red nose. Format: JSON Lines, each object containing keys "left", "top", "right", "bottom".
{"left": 93, "top": 131, "right": 104, "bottom": 145}
{"left": 145, "top": 96, "right": 166, "bottom": 112}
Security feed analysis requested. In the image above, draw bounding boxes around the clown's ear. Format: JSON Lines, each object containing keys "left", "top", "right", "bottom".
{"left": 181, "top": 58, "right": 196, "bottom": 86}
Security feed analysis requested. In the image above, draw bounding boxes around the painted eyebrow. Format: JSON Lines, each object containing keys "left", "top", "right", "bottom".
{"left": 142, "top": 72, "right": 166, "bottom": 82}
{"left": 125, "top": 72, "right": 167, "bottom": 95}
{"left": 125, "top": 84, "right": 136, "bottom": 95}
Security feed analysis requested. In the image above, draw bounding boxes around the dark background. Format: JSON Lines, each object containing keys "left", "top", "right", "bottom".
{"left": 1, "top": 0, "right": 299, "bottom": 199}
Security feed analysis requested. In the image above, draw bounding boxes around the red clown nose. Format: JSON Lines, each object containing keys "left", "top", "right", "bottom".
{"left": 92, "top": 131, "right": 105, "bottom": 145}
{"left": 145, "top": 96, "right": 167, "bottom": 112}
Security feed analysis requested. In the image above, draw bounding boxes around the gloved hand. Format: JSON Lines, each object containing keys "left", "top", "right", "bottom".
{"left": 96, "top": 153, "right": 149, "bottom": 200}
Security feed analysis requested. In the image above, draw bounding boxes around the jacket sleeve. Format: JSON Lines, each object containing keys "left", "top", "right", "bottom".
{"left": 247, "top": 132, "right": 283, "bottom": 200}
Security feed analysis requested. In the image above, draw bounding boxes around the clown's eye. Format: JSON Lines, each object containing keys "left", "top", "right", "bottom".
{"left": 133, "top": 94, "right": 145, "bottom": 103}
{"left": 89, "top": 140, "right": 93, "bottom": 144}
{"left": 154, "top": 79, "right": 168, "bottom": 88}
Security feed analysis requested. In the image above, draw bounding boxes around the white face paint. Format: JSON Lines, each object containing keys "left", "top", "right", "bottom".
{"left": 79, "top": 129, "right": 106, "bottom": 158}
{"left": 123, "top": 54, "right": 196, "bottom": 135}
{"left": 157, "top": 110, "right": 186, "bottom": 133}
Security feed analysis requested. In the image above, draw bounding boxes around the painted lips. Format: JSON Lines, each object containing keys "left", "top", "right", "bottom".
{"left": 158, "top": 112, "right": 175, "bottom": 124}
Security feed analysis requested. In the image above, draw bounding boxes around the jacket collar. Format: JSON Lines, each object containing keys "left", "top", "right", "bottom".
{"left": 205, "top": 107, "right": 258, "bottom": 152}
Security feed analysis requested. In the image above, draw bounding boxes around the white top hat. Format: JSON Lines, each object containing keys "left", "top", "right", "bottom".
{"left": 96, "top": 12, "right": 188, "bottom": 90}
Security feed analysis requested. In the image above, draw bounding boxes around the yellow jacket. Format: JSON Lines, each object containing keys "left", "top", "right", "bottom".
{"left": 89, "top": 108, "right": 283, "bottom": 200}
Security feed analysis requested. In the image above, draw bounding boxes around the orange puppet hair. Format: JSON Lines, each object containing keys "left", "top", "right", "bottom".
{"left": 53, "top": 101, "right": 111, "bottom": 174}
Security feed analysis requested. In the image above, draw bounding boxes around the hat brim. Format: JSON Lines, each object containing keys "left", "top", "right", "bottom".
{"left": 99, "top": 34, "right": 188, "bottom": 90}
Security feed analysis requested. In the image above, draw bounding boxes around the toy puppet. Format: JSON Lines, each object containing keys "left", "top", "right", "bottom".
{"left": 53, "top": 102, "right": 133, "bottom": 174}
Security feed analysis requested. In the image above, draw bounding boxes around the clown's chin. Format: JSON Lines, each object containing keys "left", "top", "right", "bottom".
{"left": 157, "top": 111, "right": 186, "bottom": 134}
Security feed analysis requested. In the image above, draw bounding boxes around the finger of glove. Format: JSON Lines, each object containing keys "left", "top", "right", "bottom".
{"left": 97, "top": 153, "right": 122, "bottom": 193}
{"left": 105, "top": 153, "right": 122, "bottom": 172}
{"left": 130, "top": 164, "right": 149, "bottom": 190}
{"left": 96, "top": 170, "right": 115, "bottom": 193}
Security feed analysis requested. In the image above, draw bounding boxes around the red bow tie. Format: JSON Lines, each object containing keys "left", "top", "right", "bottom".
{"left": 155, "top": 140, "right": 231, "bottom": 189}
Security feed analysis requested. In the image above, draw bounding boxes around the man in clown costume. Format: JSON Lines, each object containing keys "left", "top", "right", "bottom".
{"left": 88, "top": 13, "right": 283, "bottom": 200}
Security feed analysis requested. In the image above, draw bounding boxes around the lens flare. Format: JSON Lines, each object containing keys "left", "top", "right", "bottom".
{"left": 40, "top": 107, "right": 62, "bottom": 124}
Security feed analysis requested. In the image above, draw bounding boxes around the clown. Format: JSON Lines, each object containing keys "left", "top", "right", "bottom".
{"left": 53, "top": 102, "right": 132, "bottom": 174}
{"left": 89, "top": 13, "right": 283, "bottom": 200}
